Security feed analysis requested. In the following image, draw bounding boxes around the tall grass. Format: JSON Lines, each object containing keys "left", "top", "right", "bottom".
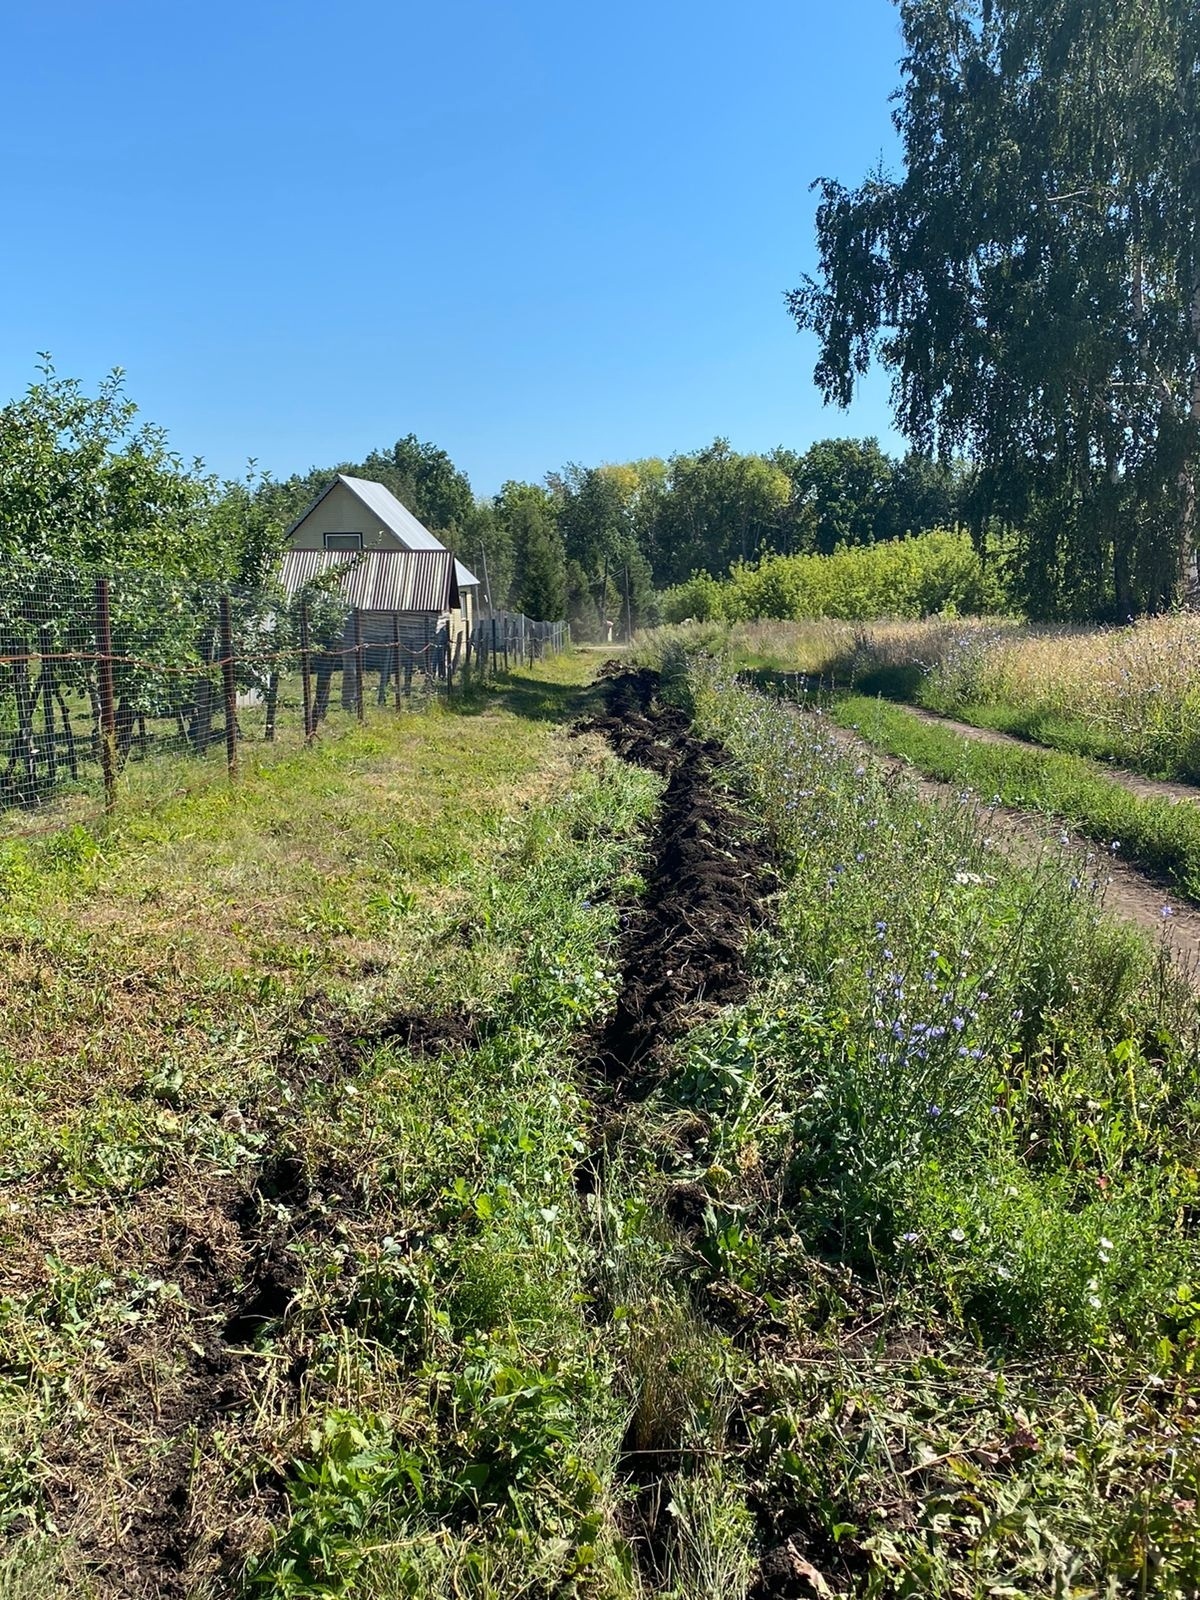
{"left": 630, "top": 646, "right": 1200, "bottom": 1591}
{"left": 659, "top": 612, "right": 1200, "bottom": 782}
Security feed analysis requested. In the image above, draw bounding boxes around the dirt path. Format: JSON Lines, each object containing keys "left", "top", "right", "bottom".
{"left": 897, "top": 702, "right": 1200, "bottom": 808}
{"left": 814, "top": 711, "right": 1200, "bottom": 985}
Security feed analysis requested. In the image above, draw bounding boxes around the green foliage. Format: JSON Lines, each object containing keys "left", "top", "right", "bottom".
{"left": 0, "top": 359, "right": 212, "bottom": 574}
{"left": 499, "top": 482, "right": 567, "bottom": 621}
{"left": 791, "top": 0, "right": 1200, "bottom": 619}
{"left": 661, "top": 528, "right": 1006, "bottom": 622}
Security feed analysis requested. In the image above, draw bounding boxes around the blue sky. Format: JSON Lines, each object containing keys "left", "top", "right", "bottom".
{"left": 1, "top": 0, "right": 906, "bottom": 494}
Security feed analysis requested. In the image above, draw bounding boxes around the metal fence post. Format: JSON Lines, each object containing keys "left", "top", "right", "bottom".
{"left": 491, "top": 616, "right": 498, "bottom": 675}
{"left": 391, "top": 612, "right": 402, "bottom": 710}
{"left": 219, "top": 594, "right": 238, "bottom": 776}
{"left": 95, "top": 577, "right": 117, "bottom": 813}
{"left": 299, "top": 598, "right": 314, "bottom": 742}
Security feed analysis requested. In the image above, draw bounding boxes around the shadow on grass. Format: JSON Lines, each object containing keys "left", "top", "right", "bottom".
{"left": 739, "top": 663, "right": 926, "bottom": 701}
{"left": 448, "top": 669, "right": 607, "bottom": 726}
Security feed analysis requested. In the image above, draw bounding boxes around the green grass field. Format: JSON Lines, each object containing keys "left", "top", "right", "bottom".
{"left": 3, "top": 646, "right": 1200, "bottom": 1598}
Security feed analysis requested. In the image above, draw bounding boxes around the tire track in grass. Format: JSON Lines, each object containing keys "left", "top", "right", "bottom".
{"left": 800, "top": 705, "right": 1200, "bottom": 983}
{"left": 893, "top": 701, "right": 1200, "bottom": 809}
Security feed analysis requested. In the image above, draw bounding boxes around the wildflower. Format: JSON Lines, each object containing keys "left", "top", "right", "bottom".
{"left": 875, "top": 920, "right": 888, "bottom": 934}
{"left": 952, "top": 1015, "right": 965, "bottom": 1032}
{"left": 949, "top": 1227, "right": 966, "bottom": 1242}
{"left": 927, "top": 1103, "right": 941, "bottom": 1118}
{"left": 901, "top": 1231, "right": 920, "bottom": 1244}
{"left": 1162, "top": 905, "right": 1174, "bottom": 918}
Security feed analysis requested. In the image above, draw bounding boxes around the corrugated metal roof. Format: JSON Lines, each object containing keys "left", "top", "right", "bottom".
{"left": 454, "top": 559, "right": 480, "bottom": 587}
{"left": 280, "top": 549, "right": 459, "bottom": 613}
{"left": 336, "top": 475, "right": 447, "bottom": 550}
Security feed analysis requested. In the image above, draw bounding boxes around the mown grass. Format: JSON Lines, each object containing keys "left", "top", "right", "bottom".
{"left": 619, "top": 647, "right": 1200, "bottom": 1594}
{"left": 0, "top": 651, "right": 670, "bottom": 1598}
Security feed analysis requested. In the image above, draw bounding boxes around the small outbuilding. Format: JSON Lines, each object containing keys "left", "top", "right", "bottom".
{"left": 284, "top": 473, "right": 481, "bottom": 635}
{"left": 281, "top": 476, "right": 481, "bottom": 710}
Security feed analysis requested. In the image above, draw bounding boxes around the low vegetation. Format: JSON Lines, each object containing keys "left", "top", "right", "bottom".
{"left": 823, "top": 694, "right": 1200, "bottom": 901}
{"left": 661, "top": 529, "right": 1002, "bottom": 626}
{"left": 5, "top": 642, "right": 1200, "bottom": 1597}
{"left": 650, "top": 614, "right": 1200, "bottom": 786}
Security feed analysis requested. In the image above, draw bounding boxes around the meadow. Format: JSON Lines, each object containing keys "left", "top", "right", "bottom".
{"left": 666, "top": 612, "right": 1200, "bottom": 784}
{"left": 1, "top": 644, "right": 1198, "bottom": 1598}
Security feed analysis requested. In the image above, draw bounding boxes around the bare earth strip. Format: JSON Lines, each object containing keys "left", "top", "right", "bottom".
{"left": 898, "top": 702, "right": 1200, "bottom": 808}
{"left": 809, "top": 710, "right": 1200, "bottom": 985}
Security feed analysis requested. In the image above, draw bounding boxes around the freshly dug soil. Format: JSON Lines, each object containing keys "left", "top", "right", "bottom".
{"left": 580, "top": 665, "right": 774, "bottom": 1097}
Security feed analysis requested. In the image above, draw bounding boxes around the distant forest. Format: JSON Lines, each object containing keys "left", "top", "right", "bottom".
{"left": 0, "top": 361, "right": 974, "bottom": 634}
{"left": 256, "top": 434, "right": 970, "bottom": 636}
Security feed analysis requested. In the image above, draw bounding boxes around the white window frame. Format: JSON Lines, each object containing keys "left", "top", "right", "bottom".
{"left": 324, "top": 531, "right": 364, "bottom": 551}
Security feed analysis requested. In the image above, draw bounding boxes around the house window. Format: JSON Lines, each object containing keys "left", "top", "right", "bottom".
{"left": 324, "top": 531, "right": 363, "bottom": 551}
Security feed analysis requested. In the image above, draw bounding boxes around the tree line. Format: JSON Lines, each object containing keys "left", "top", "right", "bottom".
{"left": 257, "top": 435, "right": 970, "bottom": 635}
{"left": 0, "top": 360, "right": 976, "bottom": 635}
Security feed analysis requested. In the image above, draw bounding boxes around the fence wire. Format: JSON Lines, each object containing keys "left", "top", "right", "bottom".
{"left": 0, "top": 558, "right": 567, "bottom": 814}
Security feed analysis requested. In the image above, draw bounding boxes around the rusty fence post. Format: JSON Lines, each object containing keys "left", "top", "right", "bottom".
{"left": 95, "top": 577, "right": 117, "bottom": 813}
{"left": 219, "top": 595, "right": 238, "bottom": 776}
{"left": 353, "top": 608, "right": 366, "bottom": 722}
{"left": 299, "top": 598, "right": 314, "bottom": 742}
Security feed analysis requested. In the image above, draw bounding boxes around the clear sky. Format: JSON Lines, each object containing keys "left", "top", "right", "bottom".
{"left": 1, "top": 0, "right": 907, "bottom": 495}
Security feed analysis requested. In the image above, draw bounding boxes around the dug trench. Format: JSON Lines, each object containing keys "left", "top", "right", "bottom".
{"left": 577, "top": 665, "right": 804, "bottom": 1594}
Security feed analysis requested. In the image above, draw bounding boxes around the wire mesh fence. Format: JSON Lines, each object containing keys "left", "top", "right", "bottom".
{"left": 0, "top": 557, "right": 568, "bottom": 816}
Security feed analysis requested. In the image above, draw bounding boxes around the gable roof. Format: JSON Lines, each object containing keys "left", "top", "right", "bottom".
{"left": 280, "top": 548, "right": 460, "bottom": 614}
{"left": 286, "top": 473, "right": 480, "bottom": 588}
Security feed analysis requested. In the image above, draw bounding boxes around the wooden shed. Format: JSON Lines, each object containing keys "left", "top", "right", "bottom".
{"left": 284, "top": 473, "right": 481, "bottom": 636}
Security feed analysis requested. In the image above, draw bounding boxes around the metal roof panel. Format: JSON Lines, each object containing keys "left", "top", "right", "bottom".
{"left": 279, "top": 549, "right": 458, "bottom": 612}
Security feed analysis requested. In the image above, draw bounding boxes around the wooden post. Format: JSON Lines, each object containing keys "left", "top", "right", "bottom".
{"left": 264, "top": 673, "right": 279, "bottom": 741}
{"left": 502, "top": 619, "right": 509, "bottom": 673}
{"left": 451, "top": 635, "right": 462, "bottom": 687}
{"left": 491, "top": 616, "right": 498, "bottom": 675}
{"left": 353, "top": 608, "right": 366, "bottom": 722}
{"left": 38, "top": 627, "right": 58, "bottom": 790}
{"left": 219, "top": 594, "right": 238, "bottom": 776}
{"left": 623, "top": 565, "right": 633, "bottom": 644}
{"left": 391, "top": 613, "right": 402, "bottom": 710}
{"left": 423, "top": 614, "right": 432, "bottom": 684}
{"left": 95, "top": 577, "right": 117, "bottom": 812}
{"left": 299, "top": 598, "right": 314, "bottom": 742}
